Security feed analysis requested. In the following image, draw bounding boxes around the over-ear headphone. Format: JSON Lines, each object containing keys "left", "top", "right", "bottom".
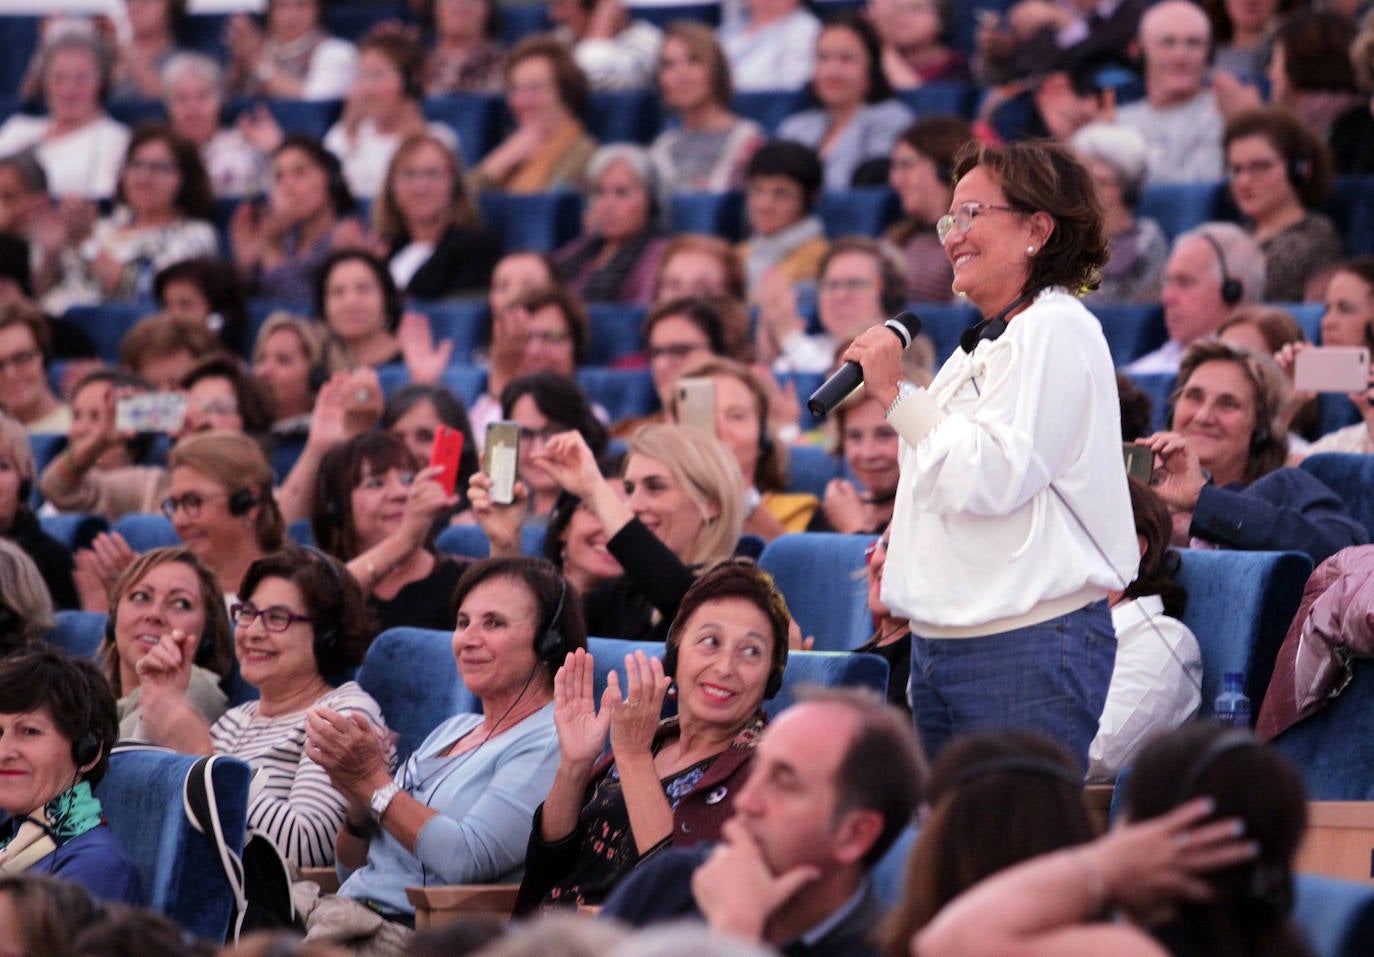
{"left": 71, "top": 667, "right": 101, "bottom": 771}
{"left": 1200, "top": 231, "right": 1243, "bottom": 306}
{"left": 302, "top": 546, "right": 344, "bottom": 667}
{"left": 1287, "top": 158, "right": 1310, "bottom": 190}
{"left": 534, "top": 577, "right": 569, "bottom": 669}
{"left": 228, "top": 488, "right": 258, "bottom": 516}
{"left": 661, "top": 630, "right": 784, "bottom": 700}
{"left": 944, "top": 754, "right": 1082, "bottom": 791}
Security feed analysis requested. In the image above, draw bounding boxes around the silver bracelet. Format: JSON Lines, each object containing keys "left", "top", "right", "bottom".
{"left": 886, "top": 388, "right": 906, "bottom": 418}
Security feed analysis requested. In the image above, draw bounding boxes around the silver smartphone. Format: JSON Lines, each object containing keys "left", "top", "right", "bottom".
{"left": 484, "top": 421, "right": 520, "bottom": 506}
{"left": 676, "top": 377, "right": 717, "bottom": 435}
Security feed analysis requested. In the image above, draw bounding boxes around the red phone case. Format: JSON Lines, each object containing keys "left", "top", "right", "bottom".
{"left": 429, "top": 426, "right": 463, "bottom": 496}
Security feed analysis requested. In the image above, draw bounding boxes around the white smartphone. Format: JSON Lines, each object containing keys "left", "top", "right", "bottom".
{"left": 1295, "top": 346, "right": 1370, "bottom": 393}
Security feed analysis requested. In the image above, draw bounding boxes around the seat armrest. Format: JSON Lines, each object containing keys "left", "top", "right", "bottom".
{"left": 405, "top": 884, "right": 521, "bottom": 928}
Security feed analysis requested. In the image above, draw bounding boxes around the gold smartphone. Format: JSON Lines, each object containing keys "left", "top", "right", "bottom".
{"left": 1122, "top": 443, "right": 1153, "bottom": 485}
{"left": 676, "top": 377, "right": 717, "bottom": 435}
{"left": 484, "top": 421, "right": 520, "bottom": 505}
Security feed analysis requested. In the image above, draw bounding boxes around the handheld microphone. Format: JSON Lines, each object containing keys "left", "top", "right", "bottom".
{"left": 807, "top": 311, "right": 922, "bottom": 419}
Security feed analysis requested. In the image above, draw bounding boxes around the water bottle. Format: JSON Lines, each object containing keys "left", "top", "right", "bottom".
{"left": 1214, "top": 672, "right": 1251, "bottom": 727}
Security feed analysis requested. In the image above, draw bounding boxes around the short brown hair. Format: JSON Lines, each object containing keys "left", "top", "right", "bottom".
{"left": 118, "top": 312, "right": 222, "bottom": 371}
{"left": 507, "top": 35, "right": 589, "bottom": 116}
{"left": 660, "top": 21, "right": 733, "bottom": 106}
{"left": 167, "top": 431, "right": 286, "bottom": 552}
{"left": 950, "top": 140, "right": 1108, "bottom": 295}
{"left": 1170, "top": 338, "right": 1288, "bottom": 480}
{"left": 118, "top": 123, "right": 216, "bottom": 221}
{"left": 512, "top": 284, "right": 590, "bottom": 363}
{"left": 1276, "top": 10, "right": 1358, "bottom": 94}
{"left": 373, "top": 131, "right": 479, "bottom": 245}
{"left": 667, "top": 559, "right": 789, "bottom": 695}
{"left": 1223, "top": 107, "right": 1332, "bottom": 208}
{"left": 653, "top": 233, "right": 748, "bottom": 304}
{"left": 0, "top": 646, "right": 119, "bottom": 786}
{"left": 819, "top": 237, "right": 909, "bottom": 314}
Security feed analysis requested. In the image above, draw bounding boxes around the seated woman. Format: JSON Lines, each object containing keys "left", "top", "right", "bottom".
{"left": 502, "top": 371, "right": 609, "bottom": 520}
{"left": 1217, "top": 305, "right": 1317, "bottom": 446}
{"left": 0, "top": 540, "right": 55, "bottom": 658}
{"left": 473, "top": 423, "right": 743, "bottom": 642}
{"left": 100, "top": 545, "right": 235, "bottom": 739}
{"left": 224, "top": 0, "right": 357, "bottom": 100}
{"left": 109, "top": 0, "right": 183, "bottom": 100}
{"left": 554, "top": 145, "right": 668, "bottom": 307}
{"left": 423, "top": 0, "right": 506, "bottom": 95}
{"left": 854, "top": 529, "right": 908, "bottom": 710}
{"left": 382, "top": 383, "right": 481, "bottom": 516}
{"left": 0, "top": 300, "right": 69, "bottom": 433}
{"left": 868, "top": 0, "right": 970, "bottom": 89}
{"left": 472, "top": 37, "right": 596, "bottom": 194}
{"left": 161, "top": 53, "right": 269, "bottom": 199}
{"left": 885, "top": 116, "right": 972, "bottom": 303}
{"left": 373, "top": 131, "right": 498, "bottom": 299}
{"left": 881, "top": 731, "right": 1095, "bottom": 955}
{"left": 0, "top": 413, "right": 77, "bottom": 609}
{"left": 252, "top": 312, "right": 330, "bottom": 438}
{"left": 1224, "top": 107, "right": 1343, "bottom": 303}
{"left": 1266, "top": 10, "right": 1363, "bottom": 141}
{"left": 299, "top": 556, "right": 581, "bottom": 938}
{"left": 324, "top": 25, "right": 461, "bottom": 200}
{"left": 648, "top": 23, "right": 763, "bottom": 199}
{"left": 1087, "top": 480, "right": 1201, "bottom": 784}
{"left": 0, "top": 32, "right": 129, "bottom": 199}
{"left": 515, "top": 560, "right": 789, "bottom": 911}
{"left": 155, "top": 256, "right": 253, "bottom": 356}
{"left": 0, "top": 646, "right": 139, "bottom": 903}
{"left": 116, "top": 311, "right": 222, "bottom": 390}
{"left": 653, "top": 234, "right": 750, "bottom": 309}
{"left": 41, "top": 123, "right": 219, "bottom": 314}
{"left": 0, "top": 874, "right": 106, "bottom": 955}
{"left": 815, "top": 391, "right": 903, "bottom": 535}
{"left": 134, "top": 545, "right": 390, "bottom": 868}
{"left": 540, "top": 490, "right": 627, "bottom": 597}
{"left": 737, "top": 140, "right": 828, "bottom": 297}
{"left": 232, "top": 135, "right": 367, "bottom": 303}
{"left": 1071, "top": 122, "right": 1169, "bottom": 305}
{"left": 669, "top": 355, "right": 817, "bottom": 539}
{"left": 914, "top": 723, "right": 1310, "bottom": 957}
{"left": 718, "top": 0, "right": 820, "bottom": 93}
{"left": 777, "top": 14, "right": 914, "bottom": 191}
{"left": 314, "top": 249, "right": 404, "bottom": 369}
{"left": 1140, "top": 338, "right": 1367, "bottom": 565}
{"left": 312, "top": 431, "right": 463, "bottom": 632}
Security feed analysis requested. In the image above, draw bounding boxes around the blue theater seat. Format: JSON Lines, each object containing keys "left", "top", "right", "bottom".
{"left": 586, "top": 90, "right": 663, "bottom": 145}
{"left": 586, "top": 303, "right": 648, "bottom": 365}
{"left": 435, "top": 524, "right": 548, "bottom": 560}
{"left": 112, "top": 513, "right": 181, "bottom": 552}
{"left": 668, "top": 190, "right": 747, "bottom": 242}
{"left": 358, "top": 627, "right": 481, "bottom": 763}
{"left": 784, "top": 444, "right": 841, "bottom": 497}
{"left": 441, "top": 365, "right": 489, "bottom": 407}
{"left": 108, "top": 98, "right": 168, "bottom": 128}
{"left": 1273, "top": 656, "right": 1374, "bottom": 800}
{"left": 1329, "top": 175, "right": 1374, "bottom": 257}
{"left": 1137, "top": 181, "right": 1228, "bottom": 242}
{"left": 499, "top": 4, "right": 552, "bottom": 45}
{"left": 577, "top": 367, "right": 658, "bottom": 422}
{"left": 413, "top": 298, "right": 488, "bottom": 366}
{"left": 910, "top": 301, "right": 979, "bottom": 365}
{"left": 323, "top": 2, "right": 411, "bottom": 41}
{"left": 764, "top": 649, "right": 888, "bottom": 719}
{"left": 818, "top": 188, "right": 900, "bottom": 238}
{"left": 759, "top": 533, "right": 877, "bottom": 652}
{"left": 39, "top": 512, "right": 108, "bottom": 551}
{"left": 45, "top": 610, "right": 108, "bottom": 659}
{"left": 733, "top": 90, "right": 809, "bottom": 136}
{"left": 423, "top": 93, "right": 503, "bottom": 166}
{"left": 478, "top": 191, "right": 584, "bottom": 253}
{"left": 28, "top": 432, "right": 69, "bottom": 483}
{"left": 0, "top": 18, "right": 38, "bottom": 97}
{"left": 1093, "top": 302, "right": 1168, "bottom": 367}
{"left": 897, "top": 82, "right": 977, "bottom": 119}
{"left": 1294, "top": 874, "right": 1374, "bottom": 957}
{"left": 62, "top": 303, "right": 155, "bottom": 363}
{"left": 1299, "top": 453, "right": 1374, "bottom": 540}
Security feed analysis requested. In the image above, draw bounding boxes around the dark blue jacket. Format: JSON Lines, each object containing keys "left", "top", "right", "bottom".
{"left": 27, "top": 823, "right": 142, "bottom": 905}
{"left": 1192, "top": 468, "right": 1368, "bottom": 565}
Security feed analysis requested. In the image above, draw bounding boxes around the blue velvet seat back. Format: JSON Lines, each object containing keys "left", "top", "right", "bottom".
{"left": 357, "top": 627, "right": 481, "bottom": 764}
{"left": 39, "top": 512, "right": 108, "bottom": 551}
{"left": 871, "top": 825, "right": 917, "bottom": 907}
{"left": 1294, "top": 874, "right": 1374, "bottom": 957}
{"left": 96, "top": 750, "right": 251, "bottom": 941}
{"left": 759, "top": 533, "right": 878, "bottom": 652}
{"left": 111, "top": 513, "right": 181, "bottom": 552}
{"left": 1299, "top": 453, "right": 1374, "bottom": 543}
{"left": 1173, "top": 549, "right": 1311, "bottom": 719}
{"left": 764, "top": 650, "right": 889, "bottom": 720}
{"left": 434, "top": 524, "right": 547, "bottom": 560}
{"left": 45, "top": 610, "right": 108, "bottom": 659}
{"left": 1273, "top": 657, "right": 1374, "bottom": 800}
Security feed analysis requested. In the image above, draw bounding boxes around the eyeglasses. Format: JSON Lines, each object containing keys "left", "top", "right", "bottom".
{"left": 230, "top": 602, "right": 315, "bottom": 632}
{"left": 1226, "top": 158, "right": 1280, "bottom": 179}
{"left": 0, "top": 348, "right": 40, "bottom": 374}
{"left": 397, "top": 166, "right": 451, "bottom": 183}
{"left": 518, "top": 425, "right": 562, "bottom": 445}
{"left": 525, "top": 329, "right": 571, "bottom": 346}
{"left": 126, "top": 158, "right": 178, "bottom": 177}
{"left": 820, "top": 277, "right": 876, "bottom": 295}
{"left": 160, "top": 490, "right": 227, "bottom": 519}
{"left": 936, "top": 202, "right": 1020, "bottom": 246}
{"left": 647, "top": 342, "right": 708, "bottom": 362}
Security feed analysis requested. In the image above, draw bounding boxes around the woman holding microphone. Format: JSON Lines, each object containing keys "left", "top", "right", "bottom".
{"left": 842, "top": 140, "right": 1137, "bottom": 770}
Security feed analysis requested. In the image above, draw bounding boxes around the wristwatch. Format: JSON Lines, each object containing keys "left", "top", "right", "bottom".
{"left": 369, "top": 782, "right": 401, "bottom": 824}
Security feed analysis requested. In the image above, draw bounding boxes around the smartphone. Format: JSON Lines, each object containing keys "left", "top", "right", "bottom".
{"left": 1122, "top": 443, "right": 1153, "bottom": 485}
{"left": 428, "top": 425, "right": 464, "bottom": 496}
{"left": 676, "top": 377, "right": 717, "bottom": 435}
{"left": 484, "top": 421, "right": 519, "bottom": 506}
{"left": 1294, "top": 346, "right": 1371, "bottom": 393}
{"left": 115, "top": 392, "right": 187, "bottom": 434}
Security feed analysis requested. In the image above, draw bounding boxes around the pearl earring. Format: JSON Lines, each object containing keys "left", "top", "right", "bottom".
{"left": 1026, "top": 246, "right": 1036, "bottom": 254}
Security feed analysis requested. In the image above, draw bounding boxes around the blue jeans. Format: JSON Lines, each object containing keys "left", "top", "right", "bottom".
{"left": 909, "top": 601, "right": 1116, "bottom": 772}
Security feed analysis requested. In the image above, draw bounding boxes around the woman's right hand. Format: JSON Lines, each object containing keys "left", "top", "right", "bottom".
{"left": 553, "top": 649, "right": 612, "bottom": 766}
{"left": 468, "top": 470, "right": 528, "bottom": 555}
{"left": 229, "top": 200, "right": 264, "bottom": 270}
{"left": 134, "top": 628, "right": 197, "bottom": 695}
{"left": 530, "top": 430, "right": 606, "bottom": 500}
{"left": 398, "top": 311, "right": 453, "bottom": 386}
{"left": 397, "top": 465, "right": 458, "bottom": 546}
{"left": 822, "top": 478, "right": 864, "bottom": 534}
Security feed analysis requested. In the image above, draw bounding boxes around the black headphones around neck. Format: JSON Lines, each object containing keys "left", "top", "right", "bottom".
{"left": 959, "top": 289, "right": 1038, "bottom": 353}
{"left": 1199, "top": 232, "right": 1243, "bottom": 306}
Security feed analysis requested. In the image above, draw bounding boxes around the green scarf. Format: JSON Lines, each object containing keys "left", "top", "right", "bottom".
{"left": 0, "top": 782, "right": 104, "bottom": 872}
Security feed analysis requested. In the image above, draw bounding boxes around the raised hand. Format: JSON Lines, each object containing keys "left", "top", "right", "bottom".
{"left": 530, "top": 430, "right": 604, "bottom": 499}
{"left": 605, "top": 651, "right": 669, "bottom": 758}
{"left": 305, "top": 707, "right": 391, "bottom": 802}
{"left": 468, "top": 470, "right": 528, "bottom": 556}
{"left": 398, "top": 311, "right": 453, "bottom": 385}
{"left": 397, "top": 465, "right": 458, "bottom": 546}
{"left": 1139, "top": 432, "right": 1208, "bottom": 511}
{"left": 822, "top": 478, "right": 865, "bottom": 534}
{"left": 134, "top": 628, "right": 198, "bottom": 694}
{"left": 552, "top": 649, "right": 612, "bottom": 766}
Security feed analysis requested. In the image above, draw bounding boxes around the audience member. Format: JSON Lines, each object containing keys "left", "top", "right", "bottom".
{"left": 381, "top": 383, "right": 481, "bottom": 508}
{"left": 0, "top": 539, "right": 54, "bottom": 657}
{"left": 232, "top": 135, "right": 367, "bottom": 303}
{"left": 1266, "top": 10, "right": 1363, "bottom": 140}
{"left": 632, "top": 296, "right": 735, "bottom": 435}
{"left": 976, "top": 0, "right": 1145, "bottom": 87}
{"left": 0, "top": 299, "right": 69, "bottom": 432}
{"left": 422, "top": 0, "right": 507, "bottom": 95}
{"left": 516, "top": 561, "right": 789, "bottom": 910}
{"left": 603, "top": 688, "right": 924, "bottom": 957}
{"left": 0, "top": 413, "right": 77, "bottom": 609}
{"left": 853, "top": 529, "right": 908, "bottom": 708}
{"left": 866, "top": 0, "right": 970, "bottom": 89}
{"left": 1203, "top": 0, "right": 1294, "bottom": 84}
{"left": 134, "top": 546, "right": 390, "bottom": 869}
{"left": 0, "top": 647, "right": 140, "bottom": 903}
{"left": 250, "top": 313, "right": 326, "bottom": 437}
{"left": 501, "top": 371, "right": 609, "bottom": 519}
{"left": 1116, "top": 1, "right": 1224, "bottom": 184}
{"left": 116, "top": 311, "right": 223, "bottom": 389}
{"left": 914, "top": 725, "right": 1309, "bottom": 957}
{"left": 178, "top": 355, "right": 275, "bottom": 439}
{"left": 69, "top": 907, "right": 202, "bottom": 957}
{"left": 1125, "top": 222, "right": 1266, "bottom": 374}
{"left": 1217, "top": 305, "right": 1317, "bottom": 443}
{"left": 472, "top": 37, "right": 596, "bottom": 194}
{"left": 225, "top": 0, "right": 358, "bottom": 100}
{"left": 155, "top": 256, "right": 252, "bottom": 355}
{"left": 738, "top": 140, "right": 828, "bottom": 296}
{"left": 1141, "top": 338, "right": 1367, "bottom": 563}
{"left": 653, "top": 235, "right": 750, "bottom": 309}
{"left": 1071, "top": 122, "right": 1169, "bottom": 305}
{"left": 719, "top": 0, "right": 821, "bottom": 93}
{"left": 323, "top": 25, "right": 461, "bottom": 199}
{"left": 549, "top": 0, "right": 662, "bottom": 92}
{"left": 161, "top": 53, "right": 269, "bottom": 198}
{"left": 312, "top": 431, "right": 464, "bottom": 632}
{"left": 880, "top": 731, "right": 1095, "bottom": 954}
{"left": 540, "top": 489, "right": 626, "bottom": 597}
{"left": 314, "top": 249, "right": 404, "bottom": 368}
{"left": 0, "top": 32, "right": 130, "bottom": 199}
{"left": 778, "top": 15, "right": 914, "bottom": 191}
{"left": 299, "top": 556, "right": 581, "bottom": 946}
{"left": 1087, "top": 479, "right": 1201, "bottom": 783}
{"left": 373, "top": 131, "right": 498, "bottom": 299}
{"left": 817, "top": 392, "right": 901, "bottom": 535}
{"left": 554, "top": 145, "right": 668, "bottom": 306}
{"left": 0, "top": 874, "right": 105, "bottom": 957}
{"left": 649, "top": 23, "right": 762, "bottom": 203}
{"left": 885, "top": 116, "right": 972, "bottom": 303}
{"left": 101, "top": 546, "right": 234, "bottom": 738}
{"left": 1295, "top": 256, "right": 1374, "bottom": 454}
{"left": 41, "top": 124, "right": 218, "bottom": 315}
{"left": 1330, "top": 15, "right": 1374, "bottom": 174}
{"left": 1224, "top": 107, "right": 1343, "bottom": 303}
